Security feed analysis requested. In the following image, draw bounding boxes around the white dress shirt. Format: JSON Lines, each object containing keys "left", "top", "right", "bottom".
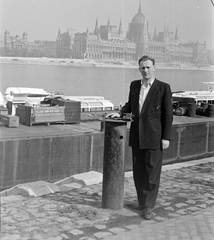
{"left": 139, "top": 79, "right": 154, "bottom": 113}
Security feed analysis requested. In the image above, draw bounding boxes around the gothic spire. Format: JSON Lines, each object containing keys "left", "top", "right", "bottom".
{"left": 164, "top": 19, "right": 168, "bottom": 33}
{"left": 107, "top": 17, "right": 110, "bottom": 32}
{"left": 58, "top": 28, "right": 61, "bottom": 37}
{"left": 164, "top": 19, "right": 168, "bottom": 42}
{"left": 143, "top": 17, "right": 148, "bottom": 39}
{"left": 175, "top": 27, "right": 179, "bottom": 41}
{"left": 118, "top": 19, "right": 123, "bottom": 35}
{"left": 153, "top": 27, "right": 157, "bottom": 41}
{"left": 94, "top": 18, "right": 99, "bottom": 35}
{"left": 138, "top": 0, "right": 142, "bottom": 13}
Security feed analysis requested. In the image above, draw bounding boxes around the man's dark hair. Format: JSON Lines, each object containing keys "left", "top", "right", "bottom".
{"left": 138, "top": 55, "right": 155, "bottom": 66}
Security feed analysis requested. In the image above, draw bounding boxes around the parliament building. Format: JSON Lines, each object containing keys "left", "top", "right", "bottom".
{"left": 71, "top": 3, "right": 208, "bottom": 66}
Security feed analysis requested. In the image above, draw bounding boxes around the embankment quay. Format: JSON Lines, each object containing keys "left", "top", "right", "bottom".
{"left": 0, "top": 115, "right": 214, "bottom": 191}
{"left": 1, "top": 157, "right": 214, "bottom": 240}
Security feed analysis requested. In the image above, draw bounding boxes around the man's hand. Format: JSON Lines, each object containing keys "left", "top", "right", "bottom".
{"left": 105, "top": 113, "right": 120, "bottom": 119}
{"left": 162, "top": 139, "right": 170, "bottom": 150}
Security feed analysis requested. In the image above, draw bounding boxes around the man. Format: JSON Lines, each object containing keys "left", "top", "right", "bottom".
{"left": 108, "top": 55, "right": 173, "bottom": 220}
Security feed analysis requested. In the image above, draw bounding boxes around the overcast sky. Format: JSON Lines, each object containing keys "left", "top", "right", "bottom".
{"left": 1, "top": 0, "right": 214, "bottom": 50}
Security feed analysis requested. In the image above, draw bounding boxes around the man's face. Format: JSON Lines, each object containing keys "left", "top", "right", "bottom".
{"left": 139, "top": 60, "right": 155, "bottom": 80}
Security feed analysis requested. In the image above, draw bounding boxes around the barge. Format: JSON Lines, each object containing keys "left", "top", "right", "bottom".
{"left": 0, "top": 114, "right": 214, "bottom": 191}
{"left": 0, "top": 85, "right": 214, "bottom": 190}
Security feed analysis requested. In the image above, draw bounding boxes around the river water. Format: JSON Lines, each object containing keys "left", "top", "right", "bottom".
{"left": 0, "top": 63, "right": 213, "bottom": 106}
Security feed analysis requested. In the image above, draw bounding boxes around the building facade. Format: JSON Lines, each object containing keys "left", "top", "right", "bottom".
{"left": 73, "top": 18, "right": 135, "bottom": 61}
{"left": 56, "top": 29, "right": 73, "bottom": 58}
{"left": 1, "top": 30, "right": 56, "bottom": 57}
{"left": 2, "top": 30, "right": 43, "bottom": 56}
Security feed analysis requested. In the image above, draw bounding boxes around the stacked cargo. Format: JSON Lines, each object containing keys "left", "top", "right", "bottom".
{"left": 50, "top": 98, "right": 81, "bottom": 124}
{"left": 16, "top": 105, "right": 65, "bottom": 126}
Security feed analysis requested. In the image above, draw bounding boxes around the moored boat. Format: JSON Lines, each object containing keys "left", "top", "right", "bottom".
{"left": 172, "top": 82, "right": 214, "bottom": 117}
{"left": 172, "top": 82, "right": 214, "bottom": 105}
{"left": 4, "top": 87, "right": 116, "bottom": 115}
{"left": 0, "top": 91, "right": 7, "bottom": 108}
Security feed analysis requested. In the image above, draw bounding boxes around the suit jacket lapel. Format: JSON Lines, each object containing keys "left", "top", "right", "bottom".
{"left": 140, "top": 79, "right": 159, "bottom": 116}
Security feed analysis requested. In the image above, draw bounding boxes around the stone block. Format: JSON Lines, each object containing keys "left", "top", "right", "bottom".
{"left": 71, "top": 171, "right": 103, "bottom": 186}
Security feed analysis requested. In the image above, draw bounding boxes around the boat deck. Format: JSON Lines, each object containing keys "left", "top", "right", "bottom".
{"left": 0, "top": 120, "right": 101, "bottom": 140}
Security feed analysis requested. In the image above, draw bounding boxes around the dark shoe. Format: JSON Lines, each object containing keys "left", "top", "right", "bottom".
{"left": 134, "top": 204, "right": 145, "bottom": 211}
{"left": 142, "top": 208, "right": 154, "bottom": 220}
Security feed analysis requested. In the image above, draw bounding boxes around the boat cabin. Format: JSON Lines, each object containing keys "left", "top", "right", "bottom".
{"left": 64, "top": 96, "right": 114, "bottom": 112}
{"left": 172, "top": 82, "right": 214, "bottom": 106}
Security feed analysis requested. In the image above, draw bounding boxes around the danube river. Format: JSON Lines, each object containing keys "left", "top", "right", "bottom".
{"left": 1, "top": 62, "right": 214, "bottom": 106}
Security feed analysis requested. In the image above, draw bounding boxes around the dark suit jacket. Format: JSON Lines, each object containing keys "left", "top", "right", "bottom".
{"left": 121, "top": 79, "right": 173, "bottom": 149}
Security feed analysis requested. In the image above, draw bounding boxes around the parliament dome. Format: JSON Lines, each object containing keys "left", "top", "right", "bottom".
{"left": 131, "top": 3, "right": 145, "bottom": 25}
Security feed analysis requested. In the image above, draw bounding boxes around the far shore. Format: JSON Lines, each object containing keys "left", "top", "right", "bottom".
{"left": 1, "top": 56, "right": 214, "bottom": 71}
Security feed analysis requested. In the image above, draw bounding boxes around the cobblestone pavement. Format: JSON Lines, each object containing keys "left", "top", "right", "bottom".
{"left": 1, "top": 158, "right": 214, "bottom": 240}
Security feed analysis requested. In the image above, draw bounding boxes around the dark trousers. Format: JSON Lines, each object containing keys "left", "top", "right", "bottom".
{"left": 132, "top": 148, "right": 163, "bottom": 209}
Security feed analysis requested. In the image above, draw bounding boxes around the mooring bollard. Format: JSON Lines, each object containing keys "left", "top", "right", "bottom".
{"left": 101, "top": 119, "right": 127, "bottom": 210}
